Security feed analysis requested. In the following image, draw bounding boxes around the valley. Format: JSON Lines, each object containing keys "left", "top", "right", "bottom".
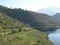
{"left": 0, "top": 5, "right": 60, "bottom": 45}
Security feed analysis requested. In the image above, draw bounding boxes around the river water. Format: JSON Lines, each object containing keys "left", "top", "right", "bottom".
{"left": 48, "top": 29, "right": 60, "bottom": 45}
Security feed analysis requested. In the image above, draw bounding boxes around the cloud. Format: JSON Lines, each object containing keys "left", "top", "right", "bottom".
{"left": 0, "top": 0, "right": 60, "bottom": 11}
{"left": 20, "top": 0, "right": 60, "bottom": 11}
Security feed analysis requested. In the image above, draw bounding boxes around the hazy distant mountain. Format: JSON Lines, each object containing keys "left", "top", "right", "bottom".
{"left": 52, "top": 13, "right": 60, "bottom": 24}
{"left": 38, "top": 7, "right": 60, "bottom": 16}
{"left": 53, "top": 13, "right": 60, "bottom": 19}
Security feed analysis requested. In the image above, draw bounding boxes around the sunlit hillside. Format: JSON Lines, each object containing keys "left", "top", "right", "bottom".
{"left": 0, "top": 12, "right": 53, "bottom": 45}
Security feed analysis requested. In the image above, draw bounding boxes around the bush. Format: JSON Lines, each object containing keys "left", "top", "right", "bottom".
{"left": 33, "top": 44, "right": 39, "bottom": 45}
{"left": 12, "top": 30, "right": 17, "bottom": 33}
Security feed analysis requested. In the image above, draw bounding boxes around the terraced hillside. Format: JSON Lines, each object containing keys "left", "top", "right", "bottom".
{"left": 0, "top": 5, "right": 59, "bottom": 31}
{"left": 0, "top": 13, "right": 53, "bottom": 45}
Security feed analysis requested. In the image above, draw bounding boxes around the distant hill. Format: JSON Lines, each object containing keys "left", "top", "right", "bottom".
{"left": 0, "top": 5, "right": 59, "bottom": 31}
{"left": 38, "top": 7, "right": 60, "bottom": 16}
{"left": 53, "top": 13, "right": 60, "bottom": 23}
{"left": 53, "top": 13, "right": 60, "bottom": 19}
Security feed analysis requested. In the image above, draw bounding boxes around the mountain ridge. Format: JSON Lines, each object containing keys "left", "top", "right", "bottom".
{"left": 0, "top": 5, "right": 59, "bottom": 31}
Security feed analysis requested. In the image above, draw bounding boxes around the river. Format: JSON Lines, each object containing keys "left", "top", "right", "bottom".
{"left": 48, "top": 29, "right": 60, "bottom": 45}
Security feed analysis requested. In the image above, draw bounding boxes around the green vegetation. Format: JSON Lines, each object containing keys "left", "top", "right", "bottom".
{"left": 0, "top": 13, "right": 53, "bottom": 45}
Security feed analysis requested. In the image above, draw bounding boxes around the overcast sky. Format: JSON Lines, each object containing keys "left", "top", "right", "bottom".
{"left": 0, "top": 0, "right": 60, "bottom": 11}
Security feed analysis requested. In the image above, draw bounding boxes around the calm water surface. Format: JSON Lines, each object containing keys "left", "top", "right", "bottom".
{"left": 48, "top": 29, "right": 60, "bottom": 45}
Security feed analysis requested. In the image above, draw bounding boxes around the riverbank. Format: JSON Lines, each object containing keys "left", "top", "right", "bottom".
{"left": 48, "top": 29, "right": 60, "bottom": 45}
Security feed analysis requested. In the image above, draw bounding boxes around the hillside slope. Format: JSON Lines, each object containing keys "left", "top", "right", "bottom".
{"left": 0, "top": 5, "right": 59, "bottom": 31}
{"left": 0, "top": 13, "right": 53, "bottom": 45}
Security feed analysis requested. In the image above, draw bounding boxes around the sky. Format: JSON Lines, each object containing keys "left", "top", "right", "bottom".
{"left": 0, "top": 0, "right": 60, "bottom": 12}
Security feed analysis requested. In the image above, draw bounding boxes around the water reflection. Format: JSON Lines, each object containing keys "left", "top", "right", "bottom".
{"left": 48, "top": 29, "right": 60, "bottom": 45}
